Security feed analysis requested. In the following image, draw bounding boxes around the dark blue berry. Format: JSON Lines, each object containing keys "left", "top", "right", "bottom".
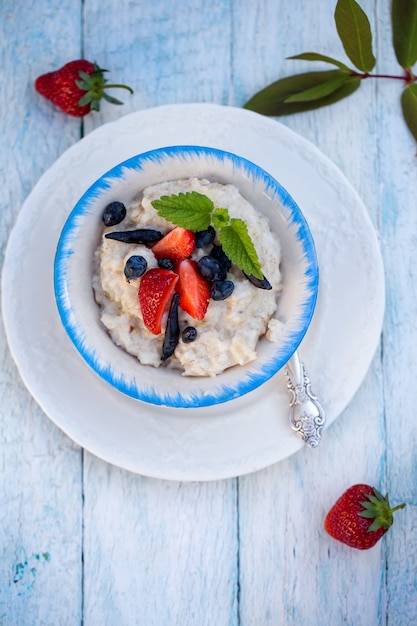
{"left": 182, "top": 326, "right": 197, "bottom": 343}
{"left": 244, "top": 273, "right": 272, "bottom": 290}
{"left": 158, "top": 257, "right": 174, "bottom": 270}
{"left": 161, "top": 293, "right": 180, "bottom": 361}
{"left": 197, "top": 256, "right": 224, "bottom": 281}
{"left": 124, "top": 256, "right": 147, "bottom": 281}
{"left": 102, "top": 201, "right": 126, "bottom": 226}
{"left": 210, "top": 245, "right": 232, "bottom": 274}
{"left": 195, "top": 225, "right": 216, "bottom": 248}
{"left": 211, "top": 280, "right": 235, "bottom": 300}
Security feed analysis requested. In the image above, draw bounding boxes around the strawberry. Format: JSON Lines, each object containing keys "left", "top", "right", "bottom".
{"left": 175, "top": 259, "right": 210, "bottom": 320}
{"left": 151, "top": 227, "right": 196, "bottom": 263}
{"left": 324, "top": 484, "right": 406, "bottom": 550}
{"left": 138, "top": 268, "right": 178, "bottom": 335}
{"left": 34, "top": 60, "right": 133, "bottom": 117}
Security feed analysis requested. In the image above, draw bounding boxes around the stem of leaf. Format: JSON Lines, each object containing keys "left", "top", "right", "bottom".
{"left": 350, "top": 69, "right": 416, "bottom": 85}
{"left": 389, "top": 503, "right": 406, "bottom": 513}
{"left": 105, "top": 84, "right": 135, "bottom": 93}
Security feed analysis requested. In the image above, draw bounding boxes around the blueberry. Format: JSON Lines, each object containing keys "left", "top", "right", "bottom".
{"left": 210, "top": 245, "right": 232, "bottom": 274}
{"left": 158, "top": 257, "right": 174, "bottom": 270}
{"left": 124, "top": 256, "right": 147, "bottom": 281}
{"left": 211, "top": 280, "right": 235, "bottom": 301}
{"left": 182, "top": 326, "right": 197, "bottom": 343}
{"left": 102, "top": 201, "right": 126, "bottom": 226}
{"left": 197, "top": 256, "right": 224, "bottom": 281}
{"left": 195, "top": 225, "right": 216, "bottom": 248}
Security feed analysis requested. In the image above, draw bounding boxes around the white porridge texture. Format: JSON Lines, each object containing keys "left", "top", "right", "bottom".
{"left": 93, "top": 177, "right": 283, "bottom": 376}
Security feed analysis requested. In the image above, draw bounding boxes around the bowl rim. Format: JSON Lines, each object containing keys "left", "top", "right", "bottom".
{"left": 54, "top": 145, "right": 319, "bottom": 408}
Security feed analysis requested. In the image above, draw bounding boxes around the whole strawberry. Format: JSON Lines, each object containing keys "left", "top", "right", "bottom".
{"left": 34, "top": 60, "right": 133, "bottom": 117}
{"left": 324, "top": 484, "right": 406, "bottom": 550}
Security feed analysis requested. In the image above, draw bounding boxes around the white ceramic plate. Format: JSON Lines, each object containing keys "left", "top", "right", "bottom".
{"left": 1, "top": 104, "right": 385, "bottom": 481}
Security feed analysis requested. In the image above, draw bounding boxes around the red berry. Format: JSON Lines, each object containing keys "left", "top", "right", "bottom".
{"left": 151, "top": 227, "right": 196, "bottom": 263}
{"left": 34, "top": 60, "right": 133, "bottom": 117}
{"left": 175, "top": 259, "right": 210, "bottom": 320}
{"left": 324, "top": 484, "right": 406, "bottom": 550}
{"left": 138, "top": 268, "right": 178, "bottom": 335}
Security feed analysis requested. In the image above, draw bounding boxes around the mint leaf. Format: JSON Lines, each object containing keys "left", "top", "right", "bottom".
{"left": 151, "top": 192, "right": 213, "bottom": 230}
{"left": 212, "top": 208, "right": 230, "bottom": 229}
{"left": 219, "top": 219, "right": 263, "bottom": 280}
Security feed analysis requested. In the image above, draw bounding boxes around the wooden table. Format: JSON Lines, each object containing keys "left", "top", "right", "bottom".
{"left": 1, "top": 1, "right": 416, "bottom": 624}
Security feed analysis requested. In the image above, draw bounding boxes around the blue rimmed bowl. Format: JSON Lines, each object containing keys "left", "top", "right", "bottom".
{"left": 54, "top": 145, "right": 318, "bottom": 408}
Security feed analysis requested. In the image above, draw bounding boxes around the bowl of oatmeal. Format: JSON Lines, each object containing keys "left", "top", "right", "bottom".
{"left": 54, "top": 145, "right": 318, "bottom": 408}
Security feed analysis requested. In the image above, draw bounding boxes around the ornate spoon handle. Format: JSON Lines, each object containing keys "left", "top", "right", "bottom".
{"left": 285, "top": 350, "right": 325, "bottom": 448}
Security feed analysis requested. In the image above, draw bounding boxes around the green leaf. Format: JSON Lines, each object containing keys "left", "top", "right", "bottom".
{"left": 244, "top": 70, "right": 361, "bottom": 116}
{"left": 401, "top": 83, "right": 417, "bottom": 141}
{"left": 359, "top": 500, "right": 376, "bottom": 509}
{"left": 75, "top": 79, "right": 90, "bottom": 90}
{"left": 78, "top": 92, "right": 92, "bottom": 106}
{"left": 367, "top": 518, "right": 384, "bottom": 532}
{"left": 219, "top": 219, "right": 263, "bottom": 279}
{"left": 372, "top": 488, "right": 386, "bottom": 502}
{"left": 212, "top": 208, "right": 230, "bottom": 229}
{"left": 358, "top": 510, "right": 377, "bottom": 519}
{"left": 284, "top": 74, "right": 352, "bottom": 103}
{"left": 288, "top": 52, "right": 350, "bottom": 71}
{"left": 102, "top": 93, "right": 124, "bottom": 105}
{"left": 392, "top": 0, "right": 417, "bottom": 68}
{"left": 151, "top": 191, "right": 213, "bottom": 231}
{"left": 334, "top": 0, "right": 376, "bottom": 71}
{"left": 78, "top": 70, "right": 93, "bottom": 82}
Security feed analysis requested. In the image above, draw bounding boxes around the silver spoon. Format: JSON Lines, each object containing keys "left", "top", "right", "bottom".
{"left": 285, "top": 350, "right": 325, "bottom": 447}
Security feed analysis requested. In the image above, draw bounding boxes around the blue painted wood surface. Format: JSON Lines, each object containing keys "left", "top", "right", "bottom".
{"left": 1, "top": 0, "right": 416, "bottom": 624}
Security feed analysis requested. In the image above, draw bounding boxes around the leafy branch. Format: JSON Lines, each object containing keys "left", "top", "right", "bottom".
{"left": 244, "top": 0, "right": 417, "bottom": 145}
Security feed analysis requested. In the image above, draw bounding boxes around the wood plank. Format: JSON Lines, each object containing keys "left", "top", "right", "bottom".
{"left": 376, "top": 1, "right": 417, "bottom": 624}
{"left": 2, "top": 0, "right": 415, "bottom": 623}
{"left": 0, "top": 1, "right": 84, "bottom": 623}
{"left": 233, "top": 1, "right": 387, "bottom": 623}
{"left": 81, "top": 2, "right": 239, "bottom": 624}
{"left": 83, "top": 0, "right": 234, "bottom": 131}
{"left": 238, "top": 372, "right": 385, "bottom": 625}
{"left": 83, "top": 457, "right": 238, "bottom": 625}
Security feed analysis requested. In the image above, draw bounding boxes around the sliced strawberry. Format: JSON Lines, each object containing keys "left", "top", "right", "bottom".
{"left": 151, "top": 227, "right": 195, "bottom": 263}
{"left": 176, "top": 259, "right": 210, "bottom": 320}
{"left": 138, "top": 268, "right": 178, "bottom": 334}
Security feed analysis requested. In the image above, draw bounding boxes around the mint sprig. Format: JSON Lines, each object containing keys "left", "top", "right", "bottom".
{"left": 151, "top": 191, "right": 212, "bottom": 231}
{"left": 151, "top": 191, "right": 264, "bottom": 279}
{"left": 219, "top": 219, "right": 263, "bottom": 279}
